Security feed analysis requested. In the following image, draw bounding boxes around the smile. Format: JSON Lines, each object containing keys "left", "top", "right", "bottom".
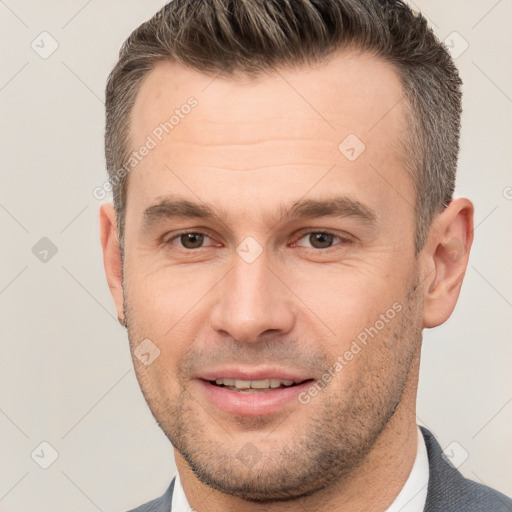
{"left": 196, "top": 374, "right": 314, "bottom": 416}
{"left": 211, "top": 378, "right": 297, "bottom": 392}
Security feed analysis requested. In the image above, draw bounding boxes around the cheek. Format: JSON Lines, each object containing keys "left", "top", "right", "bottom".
{"left": 289, "top": 260, "right": 412, "bottom": 350}
{"left": 124, "top": 256, "right": 221, "bottom": 340}
{"left": 123, "top": 238, "right": 416, "bottom": 357}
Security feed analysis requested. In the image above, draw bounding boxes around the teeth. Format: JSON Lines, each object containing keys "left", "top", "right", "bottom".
{"left": 214, "top": 378, "right": 295, "bottom": 389}
{"left": 249, "top": 379, "right": 270, "bottom": 389}
{"left": 216, "top": 378, "right": 235, "bottom": 386}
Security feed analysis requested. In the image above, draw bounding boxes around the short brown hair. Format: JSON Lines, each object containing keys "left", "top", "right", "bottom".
{"left": 105, "top": 0, "right": 462, "bottom": 251}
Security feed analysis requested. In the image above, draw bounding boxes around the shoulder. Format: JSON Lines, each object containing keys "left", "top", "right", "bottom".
{"left": 126, "top": 478, "right": 175, "bottom": 512}
{"left": 421, "top": 427, "right": 512, "bottom": 512}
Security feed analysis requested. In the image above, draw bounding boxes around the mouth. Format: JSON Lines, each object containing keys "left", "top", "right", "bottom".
{"left": 208, "top": 378, "right": 304, "bottom": 393}
{"left": 196, "top": 373, "right": 315, "bottom": 416}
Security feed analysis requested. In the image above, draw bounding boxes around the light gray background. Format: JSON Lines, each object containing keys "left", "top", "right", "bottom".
{"left": 1, "top": 1, "right": 511, "bottom": 510}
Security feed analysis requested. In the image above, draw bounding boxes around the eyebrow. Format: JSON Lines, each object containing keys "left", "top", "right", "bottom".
{"left": 142, "top": 194, "right": 377, "bottom": 229}
{"left": 284, "top": 197, "right": 376, "bottom": 223}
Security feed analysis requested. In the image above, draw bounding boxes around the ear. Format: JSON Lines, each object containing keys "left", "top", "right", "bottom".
{"left": 421, "top": 198, "right": 474, "bottom": 328}
{"left": 99, "top": 203, "right": 125, "bottom": 326}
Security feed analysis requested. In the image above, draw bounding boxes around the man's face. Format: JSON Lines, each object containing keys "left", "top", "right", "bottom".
{"left": 122, "top": 51, "right": 424, "bottom": 500}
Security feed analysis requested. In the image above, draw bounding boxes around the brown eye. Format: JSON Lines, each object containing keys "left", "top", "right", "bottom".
{"left": 292, "top": 230, "right": 353, "bottom": 252}
{"left": 179, "top": 233, "right": 205, "bottom": 249}
{"left": 306, "top": 232, "right": 337, "bottom": 249}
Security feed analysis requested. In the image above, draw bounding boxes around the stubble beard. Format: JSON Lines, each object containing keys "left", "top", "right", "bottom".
{"left": 123, "top": 276, "right": 423, "bottom": 503}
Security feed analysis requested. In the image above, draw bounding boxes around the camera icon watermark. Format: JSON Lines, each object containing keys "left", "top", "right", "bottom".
{"left": 31, "top": 441, "right": 59, "bottom": 469}
{"left": 31, "top": 31, "right": 59, "bottom": 59}
{"left": 442, "top": 441, "right": 469, "bottom": 469}
{"left": 32, "top": 237, "right": 58, "bottom": 263}
{"left": 134, "top": 338, "right": 161, "bottom": 366}
{"left": 444, "top": 31, "right": 469, "bottom": 60}
{"left": 338, "top": 133, "right": 366, "bottom": 162}
{"left": 445, "top": 236, "right": 466, "bottom": 263}
{"left": 236, "top": 236, "right": 263, "bottom": 264}
{"left": 236, "top": 442, "right": 262, "bottom": 468}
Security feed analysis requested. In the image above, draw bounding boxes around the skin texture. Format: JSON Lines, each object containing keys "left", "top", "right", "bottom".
{"left": 100, "top": 50, "right": 474, "bottom": 511}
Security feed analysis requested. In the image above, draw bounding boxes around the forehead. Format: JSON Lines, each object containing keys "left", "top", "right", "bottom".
{"left": 126, "top": 50, "right": 412, "bottom": 225}
{"left": 130, "top": 50, "right": 406, "bottom": 149}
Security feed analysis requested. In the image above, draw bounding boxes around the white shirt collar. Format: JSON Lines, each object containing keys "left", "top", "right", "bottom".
{"left": 384, "top": 426, "right": 429, "bottom": 511}
{"left": 172, "top": 426, "right": 429, "bottom": 512}
{"left": 171, "top": 470, "right": 192, "bottom": 512}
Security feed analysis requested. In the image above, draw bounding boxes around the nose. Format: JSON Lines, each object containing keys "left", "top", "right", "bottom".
{"left": 209, "top": 251, "right": 296, "bottom": 344}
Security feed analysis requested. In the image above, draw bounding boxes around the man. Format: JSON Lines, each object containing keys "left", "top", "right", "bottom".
{"left": 100, "top": 0, "right": 512, "bottom": 510}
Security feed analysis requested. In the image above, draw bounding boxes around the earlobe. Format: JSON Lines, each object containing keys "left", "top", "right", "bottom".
{"left": 99, "top": 203, "right": 125, "bottom": 325}
{"left": 422, "top": 198, "right": 474, "bottom": 328}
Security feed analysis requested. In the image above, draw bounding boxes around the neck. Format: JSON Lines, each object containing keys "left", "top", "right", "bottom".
{"left": 177, "top": 353, "right": 421, "bottom": 512}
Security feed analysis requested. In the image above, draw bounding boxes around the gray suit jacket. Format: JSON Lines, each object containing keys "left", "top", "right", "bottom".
{"left": 127, "top": 427, "right": 512, "bottom": 511}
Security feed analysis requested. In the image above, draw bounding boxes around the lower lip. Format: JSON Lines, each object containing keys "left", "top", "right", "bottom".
{"left": 196, "top": 379, "right": 313, "bottom": 416}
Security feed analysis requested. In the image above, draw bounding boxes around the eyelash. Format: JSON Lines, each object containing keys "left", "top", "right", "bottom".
{"left": 164, "top": 230, "right": 217, "bottom": 250}
{"left": 163, "top": 229, "right": 352, "bottom": 251}
{"left": 292, "top": 230, "right": 351, "bottom": 250}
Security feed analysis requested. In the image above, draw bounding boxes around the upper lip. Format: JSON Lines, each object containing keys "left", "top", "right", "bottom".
{"left": 197, "top": 367, "right": 312, "bottom": 384}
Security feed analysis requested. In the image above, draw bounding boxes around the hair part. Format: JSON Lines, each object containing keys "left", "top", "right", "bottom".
{"left": 105, "top": 0, "right": 462, "bottom": 252}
